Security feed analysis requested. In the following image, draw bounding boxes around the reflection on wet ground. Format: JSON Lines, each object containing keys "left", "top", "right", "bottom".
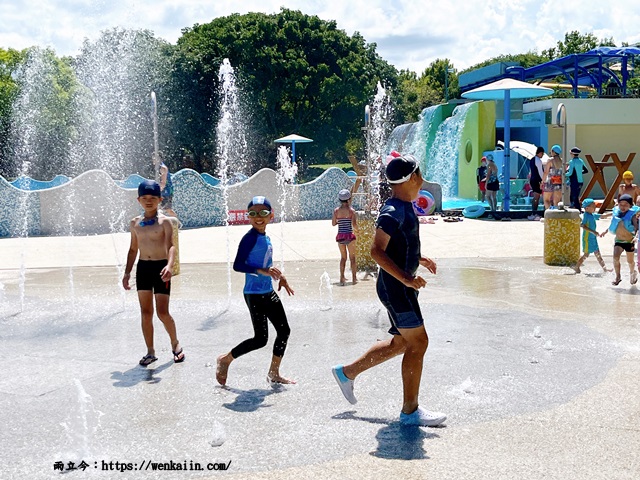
{"left": 0, "top": 257, "right": 638, "bottom": 479}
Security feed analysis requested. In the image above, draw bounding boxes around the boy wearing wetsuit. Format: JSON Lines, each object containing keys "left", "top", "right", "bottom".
{"left": 216, "top": 196, "right": 295, "bottom": 385}
{"left": 123, "top": 180, "right": 184, "bottom": 366}
{"left": 604, "top": 193, "right": 639, "bottom": 286}
{"left": 332, "top": 155, "right": 447, "bottom": 427}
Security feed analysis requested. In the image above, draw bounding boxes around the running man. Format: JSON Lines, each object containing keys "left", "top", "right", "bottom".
{"left": 331, "top": 154, "right": 446, "bottom": 427}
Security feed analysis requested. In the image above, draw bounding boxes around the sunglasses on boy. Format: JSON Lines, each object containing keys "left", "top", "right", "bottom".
{"left": 248, "top": 209, "right": 271, "bottom": 218}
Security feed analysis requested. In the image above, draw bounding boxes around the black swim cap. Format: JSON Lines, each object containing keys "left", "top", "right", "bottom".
{"left": 619, "top": 194, "right": 634, "bottom": 205}
{"left": 138, "top": 180, "right": 161, "bottom": 197}
{"left": 386, "top": 155, "right": 419, "bottom": 184}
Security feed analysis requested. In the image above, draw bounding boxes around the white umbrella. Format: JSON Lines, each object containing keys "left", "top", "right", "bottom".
{"left": 462, "top": 79, "right": 552, "bottom": 211}
{"left": 497, "top": 140, "right": 550, "bottom": 163}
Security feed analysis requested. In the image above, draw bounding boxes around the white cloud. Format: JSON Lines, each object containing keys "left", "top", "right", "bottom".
{"left": 1, "top": 0, "right": 639, "bottom": 72}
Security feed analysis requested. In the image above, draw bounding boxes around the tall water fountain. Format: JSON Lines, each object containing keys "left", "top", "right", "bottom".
{"left": 365, "top": 82, "right": 393, "bottom": 214}
{"left": 275, "top": 145, "right": 298, "bottom": 270}
{"left": 150, "top": 91, "right": 160, "bottom": 180}
{"left": 216, "top": 58, "right": 250, "bottom": 300}
{"left": 5, "top": 34, "right": 170, "bottom": 313}
{"left": 355, "top": 82, "right": 394, "bottom": 275}
{"left": 7, "top": 49, "right": 49, "bottom": 311}
{"left": 73, "top": 29, "right": 168, "bottom": 178}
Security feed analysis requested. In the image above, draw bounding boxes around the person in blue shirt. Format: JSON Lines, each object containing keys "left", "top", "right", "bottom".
{"left": 572, "top": 198, "right": 611, "bottom": 274}
{"left": 565, "top": 147, "right": 588, "bottom": 211}
{"left": 331, "top": 154, "right": 446, "bottom": 427}
{"left": 216, "top": 196, "right": 295, "bottom": 385}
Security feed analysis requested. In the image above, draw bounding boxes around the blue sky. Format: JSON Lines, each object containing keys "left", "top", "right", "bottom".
{"left": 1, "top": 0, "right": 639, "bottom": 72}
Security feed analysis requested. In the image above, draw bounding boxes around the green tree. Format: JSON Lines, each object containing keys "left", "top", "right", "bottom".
{"left": 421, "top": 59, "right": 458, "bottom": 102}
{"left": 7, "top": 47, "right": 84, "bottom": 179}
{"left": 0, "top": 48, "right": 27, "bottom": 177}
{"left": 463, "top": 51, "right": 548, "bottom": 72}
{"left": 174, "top": 8, "right": 397, "bottom": 168}
{"left": 391, "top": 68, "right": 444, "bottom": 124}
{"left": 73, "top": 28, "right": 174, "bottom": 177}
{"left": 542, "top": 31, "right": 616, "bottom": 59}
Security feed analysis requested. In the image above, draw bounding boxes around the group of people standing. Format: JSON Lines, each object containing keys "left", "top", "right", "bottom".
{"left": 477, "top": 144, "right": 589, "bottom": 220}
{"left": 528, "top": 144, "right": 588, "bottom": 218}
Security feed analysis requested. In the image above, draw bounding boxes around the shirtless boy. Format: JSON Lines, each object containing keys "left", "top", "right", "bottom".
{"left": 617, "top": 171, "right": 640, "bottom": 206}
{"left": 123, "top": 180, "right": 185, "bottom": 366}
{"left": 605, "top": 193, "right": 639, "bottom": 286}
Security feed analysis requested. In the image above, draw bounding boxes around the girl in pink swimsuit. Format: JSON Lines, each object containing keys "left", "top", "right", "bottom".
{"left": 332, "top": 189, "right": 358, "bottom": 285}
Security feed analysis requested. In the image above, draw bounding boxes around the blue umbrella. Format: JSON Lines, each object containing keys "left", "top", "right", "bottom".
{"left": 462, "top": 79, "right": 552, "bottom": 211}
{"left": 274, "top": 134, "right": 314, "bottom": 165}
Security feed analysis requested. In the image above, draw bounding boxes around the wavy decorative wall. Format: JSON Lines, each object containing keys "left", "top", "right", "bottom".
{"left": 0, "top": 167, "right": 352, "bottom": 237}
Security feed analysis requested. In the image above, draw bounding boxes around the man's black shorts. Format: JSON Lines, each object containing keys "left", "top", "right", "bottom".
{"left": 614, "top": 241, "right": 635, "bottom": 253}
{"left": 530, "top": 180, "right": 542, "bottom": 195}
{"left": 136, "top": 259, "right": 171, "bottom": 295}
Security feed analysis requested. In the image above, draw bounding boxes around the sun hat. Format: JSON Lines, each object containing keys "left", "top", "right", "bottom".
{"left": 247, "top": 195, "right": 272, "bottom": 211}
{"left": 623, "top": 170, "right": 634, "bottom": 180}
{"left": 138, "top": 180, "right": 161, "bottom": 197}
{"left": 619, "top": 194, "right": 634, "bottom": 205}
{"left": 551, "top": 144, "right": 562, "bottom": 154}
{"left": 386, "top": 154, "right": 419, "bottom": 184}
{"left": 338, "top": 189, "right": 351, "bottom": 201}
{"left": 570, "top": 147, "right": 581, "bottom": 154}
{"left": 581, "top": 198, "right": 595, "bottom": 208}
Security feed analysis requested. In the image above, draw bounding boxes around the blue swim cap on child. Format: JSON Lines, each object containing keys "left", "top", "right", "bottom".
{"left": 247, "top": 195, "right": 272, "bottom": 211}
{"left": 581, "top": 198, "right": 595, "bottom": 208}
{"left": 551, "top": 144, "right": 562, "bottom": 154}
{"left": 138, "top": 180, "right": 161, "bottom": 197}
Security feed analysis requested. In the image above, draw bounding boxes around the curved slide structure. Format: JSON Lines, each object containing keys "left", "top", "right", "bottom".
{"left": 387, "top": 101, "right": 496, "bottom": 201}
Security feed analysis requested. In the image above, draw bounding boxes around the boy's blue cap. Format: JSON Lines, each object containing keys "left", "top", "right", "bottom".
{"left": 582, "top": 198, "right": 595, "bottom": 208}
{"left": 247, "top": 195, "right": 272, "bottom": 211}
{"left": 138, "top": 180, "right": 161, "bottom": 197}
{"left": 551, "top": 144, "right": 562, "bottom": 154}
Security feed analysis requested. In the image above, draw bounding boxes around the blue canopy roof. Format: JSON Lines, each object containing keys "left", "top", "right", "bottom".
{"left": 460, "top": 47, "right": 640, "bottom": 98}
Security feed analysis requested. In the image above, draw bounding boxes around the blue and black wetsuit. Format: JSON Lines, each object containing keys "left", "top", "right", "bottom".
{"left": 566, "top": 157, "right": 586, "bottom": 210}
{"left": 230, "top": 228, "right": 290, "bottom": 359}
{"left": 375, "top": 198, "right": 424, "bottom": 335}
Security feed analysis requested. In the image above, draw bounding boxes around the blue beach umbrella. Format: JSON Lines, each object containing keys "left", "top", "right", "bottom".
{"left": 274, "top": 134, "right": 313, "bottom": 165}
{"left": 462, "top": 78, "right": 552, "bottom": 211}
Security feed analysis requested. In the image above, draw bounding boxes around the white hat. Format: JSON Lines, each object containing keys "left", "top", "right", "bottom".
{"left": 338, "top": 189, "right": 351, "bottom": 201}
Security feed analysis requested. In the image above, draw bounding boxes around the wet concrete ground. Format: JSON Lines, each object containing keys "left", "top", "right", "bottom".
{"left": 1, "top": 219, "right": 639, "bottom": 479}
